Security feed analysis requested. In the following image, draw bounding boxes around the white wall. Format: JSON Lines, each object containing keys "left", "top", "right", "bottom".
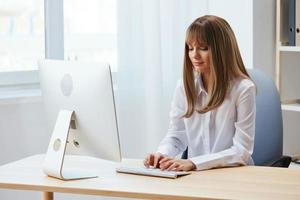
{"left": 0, "top": 97, "right": 48, "bottom": 200}
{"left": 208, "top": 0, "right": 253, "bottom": 69}
{"left": 253, "top": 0, "right": 276, "bottom": 78}
{"left": 0, "top": 0, "right": 278, "bottom": 199}
{"left": 0, "top": 97, "right": 48, "bottom": 164}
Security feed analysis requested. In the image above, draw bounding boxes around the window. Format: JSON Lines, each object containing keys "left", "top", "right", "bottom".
{"left": 0, "top": 0, "right": 44, "bottom": 72}
{"left": 0, "top": 0, "right": 117, "bottom": 92}
{"left": 64, "top": 0, "right": 118, "bottom": 72}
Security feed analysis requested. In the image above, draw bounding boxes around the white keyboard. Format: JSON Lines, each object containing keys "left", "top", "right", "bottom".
{"left": 116, "top": 166, "right": 191, "bottom": 179}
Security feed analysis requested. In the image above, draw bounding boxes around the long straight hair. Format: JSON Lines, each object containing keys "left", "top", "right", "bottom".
{"left": 183, "top": 15, "right": 251, "bottom": 118}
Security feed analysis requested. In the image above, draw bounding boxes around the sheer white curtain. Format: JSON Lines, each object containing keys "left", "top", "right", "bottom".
{"left": 116, "top": 0, "right": 208, "bottom": 158}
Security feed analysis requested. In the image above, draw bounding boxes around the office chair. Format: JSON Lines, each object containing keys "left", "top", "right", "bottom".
{"left": 181, "top": 69, "right": 291, "bottom": 168}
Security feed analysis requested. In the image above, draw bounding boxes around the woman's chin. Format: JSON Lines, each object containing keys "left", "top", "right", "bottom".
{"left": 193, "top": 66, "right": 203, "bottom": 73}
{"left": 193, "top": 65, "right": 210, "bottom": 74}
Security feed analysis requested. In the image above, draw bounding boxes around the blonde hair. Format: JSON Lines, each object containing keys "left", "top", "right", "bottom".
{"left": 183, "top": 15, "right": 251, "bottom": 118}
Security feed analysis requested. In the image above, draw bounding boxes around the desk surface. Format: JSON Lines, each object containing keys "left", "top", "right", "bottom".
{"left": 0, "top": 154, "right": 300, "bottom": 200}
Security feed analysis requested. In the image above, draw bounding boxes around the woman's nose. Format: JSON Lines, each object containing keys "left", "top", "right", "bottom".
{"left": 191, "top": 50, "right": 201, "bottom": 59}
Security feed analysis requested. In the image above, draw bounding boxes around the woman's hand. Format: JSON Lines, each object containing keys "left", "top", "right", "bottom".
{"left": 159, "top": 158, "right": 196, "bottom": 171}
{"left": 143, "top": 153, "right": 170, "bottom": 168}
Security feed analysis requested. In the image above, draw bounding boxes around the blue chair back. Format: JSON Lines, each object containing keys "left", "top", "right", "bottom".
{"left": 249, "top": 69, "right": 283, "bottom": 166}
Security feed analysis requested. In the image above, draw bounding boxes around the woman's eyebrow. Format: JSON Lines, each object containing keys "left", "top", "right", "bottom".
{"left": 187, "top": 42, "right": 207, "bottom": 46}
{"left": 198, "top": 43, "right": 208, "bottom": 46}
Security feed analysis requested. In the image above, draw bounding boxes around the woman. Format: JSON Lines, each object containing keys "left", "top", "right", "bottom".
{"left": 144, "top": 15, "right": 256, "bottom": 171}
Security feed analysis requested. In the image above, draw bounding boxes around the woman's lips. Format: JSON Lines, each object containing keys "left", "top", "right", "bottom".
{"left": 193, "top": 61, "right": 204, "bottom": 66}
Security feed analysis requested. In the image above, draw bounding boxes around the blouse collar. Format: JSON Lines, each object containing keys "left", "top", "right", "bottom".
{"left": 194, "top": 73, "right": 208, "bottom": 96}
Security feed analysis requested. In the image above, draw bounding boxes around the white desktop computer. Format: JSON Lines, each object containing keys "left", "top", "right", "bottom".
{"left": 38, "top": 59, "right": 121, "bottom": 180}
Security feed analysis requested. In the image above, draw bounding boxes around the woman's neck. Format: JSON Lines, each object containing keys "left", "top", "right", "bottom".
{"left": 201, "top": 72, "right": 210, "bottom": 92}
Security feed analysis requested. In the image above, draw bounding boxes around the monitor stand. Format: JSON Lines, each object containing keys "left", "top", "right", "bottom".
{"left": 42, "top": 110, "right": 98, "bottom": 180}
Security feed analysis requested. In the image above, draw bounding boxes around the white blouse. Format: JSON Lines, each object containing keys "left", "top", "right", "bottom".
{"left": 157, "top": 75, "right": 256, "bottom": 170}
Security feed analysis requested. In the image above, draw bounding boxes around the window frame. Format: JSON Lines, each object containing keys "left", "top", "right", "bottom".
{"left": 0, "top": 0, "right": 64, "bottom": 90}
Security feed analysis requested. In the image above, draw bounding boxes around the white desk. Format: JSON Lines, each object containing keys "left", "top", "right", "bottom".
{"left": 0, "top": 154, "right": 300, "bottom": 200}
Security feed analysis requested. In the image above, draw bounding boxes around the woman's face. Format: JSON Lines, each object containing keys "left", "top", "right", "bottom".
{"left": 187, "top": 42, "right": 210, "bottom": 75}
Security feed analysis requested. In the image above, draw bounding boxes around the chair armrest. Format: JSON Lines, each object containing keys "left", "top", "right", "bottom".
{"left": 270, "top": 156, "right": 292, "bottom": 168}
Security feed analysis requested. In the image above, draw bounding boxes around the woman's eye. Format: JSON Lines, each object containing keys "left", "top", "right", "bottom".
{"left": 200, "top": 47, "right": 208, "bottom": 51}
{"left": 188, "top": 46, "right": 208, "bottom": 51}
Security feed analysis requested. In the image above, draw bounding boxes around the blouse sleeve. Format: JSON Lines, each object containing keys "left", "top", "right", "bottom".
{"left": 157, "top": 81, "right": 188, "bottom": 157}
{"left": 189, "top": 81, "right": 256, "bottom": 170}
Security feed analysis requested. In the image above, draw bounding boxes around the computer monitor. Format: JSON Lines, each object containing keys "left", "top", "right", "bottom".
{"left": 38, "top": 59, "right": 121, "bottom": 180}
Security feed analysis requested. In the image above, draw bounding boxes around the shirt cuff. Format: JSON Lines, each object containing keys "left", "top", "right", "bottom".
{"left": 189, "top": 153, "right": 226, "bottom": 171}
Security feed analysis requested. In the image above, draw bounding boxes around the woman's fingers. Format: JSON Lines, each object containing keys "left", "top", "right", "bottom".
{"left": 146, "top": 157, "right": 195, "bottom": 171}
{"left": 153, "top": 154, "right": 162, "bottom": 168}
{"left": 166, "top": 162, "right": 179, "bottom": 171}
{"left": 144, "top": 153, "right": 168, "bottom": 168}
{"left": 144, "top": 154, "right": 154, "bottom": 168}
{"left": 176, "top": 164, "right": 184, "bottom": 171}
{"left": 160, "top": 159, "right": 174, "bottom": 170}
{"left": 160, "top": 159, "right": 192, "bottom": 171}
{"left": 159, "top": 157, "right": 171, "bottom": 164}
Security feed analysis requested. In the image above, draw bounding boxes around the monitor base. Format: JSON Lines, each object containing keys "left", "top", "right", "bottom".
{"left": 42, "top": 110, "right": 97, "bottom": 180}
